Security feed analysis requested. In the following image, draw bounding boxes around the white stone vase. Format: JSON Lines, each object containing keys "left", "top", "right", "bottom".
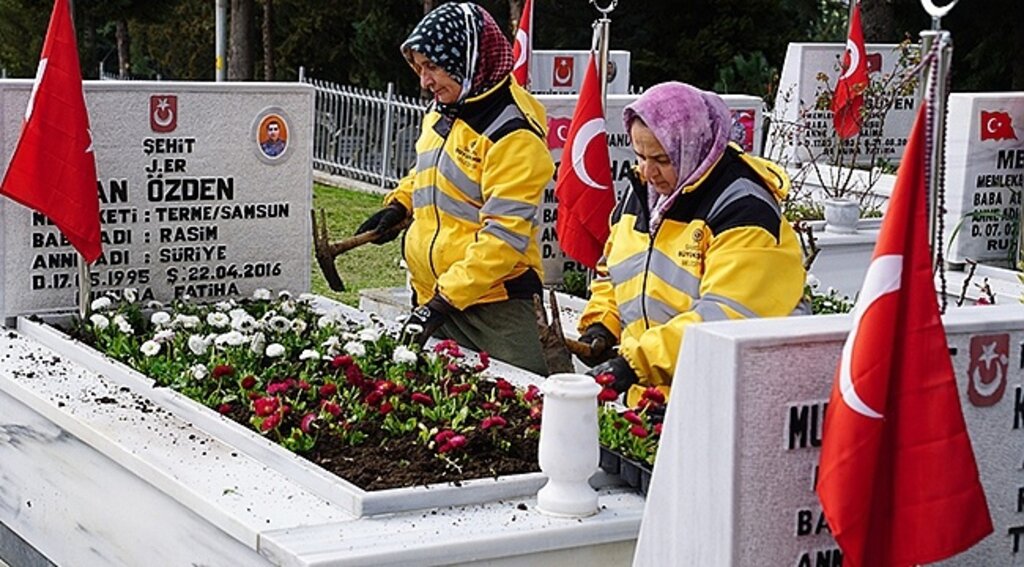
{"left": 536, "top": 372, "right": 601, "bottom": 517}
{"left": 823, "top": 198, "right": 860, "bottom": 234}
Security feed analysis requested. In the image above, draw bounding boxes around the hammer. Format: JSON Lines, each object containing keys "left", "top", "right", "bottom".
{"left": 311, "top": 208, "right": 411, "bottom": 292}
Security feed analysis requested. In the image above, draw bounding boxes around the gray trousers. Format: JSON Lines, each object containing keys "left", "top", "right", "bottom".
{"left": 436, "top": 298, "right": 548, "bottom": 377}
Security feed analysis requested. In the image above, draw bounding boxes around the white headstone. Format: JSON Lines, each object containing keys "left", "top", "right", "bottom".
{"left": 943, "top": 92, "right": 1024, "bottom": 267}
{"left": 768, "top": 43, "right": 918, "bottom": 168}
{"left": 0, "top": 81, "right": 313, "bottom": 318}
{"left": 530, "top": 50, "right": 631, "bottom": 95}
{"left": 536, "top": 93, "right": 764, "bottom": 285}
{"left": 634, "top": 307, "right": 1024, "bottom": 566}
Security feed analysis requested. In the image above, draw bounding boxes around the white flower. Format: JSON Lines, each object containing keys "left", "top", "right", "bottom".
{"left": 291, "top": 319, "right": 307, "bottom": 334}
{"left": 90, "top": 297, "right": 112, "bottom": 312}
{"left": 206, "top": 312, "right": 230, "bottom": 328}
{"left": 188, "top": 334, "right": 209, "bottom": 356}
{"left": 151, "top": 311, "right": 171, "bottom": 326}
{"left": 280, "top": 300, "right": 296, "bottom": 316}
{"left": 357, "top": 328, "right": 381, "bottom": 343}
{"left": 145, "top": 300, "right": 165, "bottom": 310}
{"left": 249, "top": 332, "right": 266, "bottom": 355}
{"left": 299, "top": 349, "right": 320, "bottom": 361}
{"left": 191, "top": 364, "right": 209, "bottom": 380}
{"left": 265, "top": 343, "right": 286, "bottom": 358}
{"left": 173, "top": 314, "right": 200, "bottom": 329}
{"left": 268, "top": 316, "right": 292, "bottom": 333}
{"left": 317, "top": 314, "right": 336, "bottom": 329}
{"left": 140, "top": 340, "right": 161, "bottom": 357}
{"left": 278, "top": 290, "right": 292, "bottom": 299}
{"left": 343, "top": 341, "right": 366, "bottom": 357}
{"left": 113, "top": 314, "right": 133, "bottom": 334}
{"left": 215, "top": 300, "right": 234, "bottom": 311}
{"left": 404, "top": 324, "right": 423, "bottom": 335}
{"left": 392, "top": 345, "right": 417, "bottom": 364}
{"left": 231, "top": 315, "right": 257, "bottom": 333}
{"left": 321, "top": 336, "right": 341, "bottom": 355}
{"left": 806, "top": 273, "right": 821, "bottom": 289}
{"left": 253, "top": 288, "right": 272, "bottom": 301}
{"left": 122, "top": 287, "right": 138, "bottom": 303}
{"left": 89, "top": 314, "right": 110, "bottom": 330}
{"left": 215, "top": 331, "right": 247, "bottom": 347}
{"left": 228, "top": 308, "right": 248, "bottom": 321}
{"left": 341, "top": 331, "right": 358, "bottom": 341}
{"left": 153, "top": 329, "right": 175, "bottom": 343}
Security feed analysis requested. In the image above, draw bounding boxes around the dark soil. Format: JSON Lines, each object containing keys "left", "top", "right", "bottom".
{"left": 226, "top": 401, "right": 540, "bottom": 492}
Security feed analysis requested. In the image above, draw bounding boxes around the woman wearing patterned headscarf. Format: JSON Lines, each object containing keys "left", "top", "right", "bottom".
{"left": 577, "top": 81, "right": 807, "bottom": 405}
{"left": 356, "top": 3, "right": 554, "bottom": 376}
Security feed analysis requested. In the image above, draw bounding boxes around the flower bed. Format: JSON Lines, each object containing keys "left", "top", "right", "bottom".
{"left": 67, "top": 289, "right": 543, "bottom": 491}
{"left": 597, "top": 386, "right": 665, "bottom": 496}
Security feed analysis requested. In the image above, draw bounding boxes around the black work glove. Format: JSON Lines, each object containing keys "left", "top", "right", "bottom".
{"left": 586, "top": 355, "right": 638, "bottom": 395}
{"left": 576, "top": 323, "right": 617, "bottom": 367}
{"left": 402, "top": 295, "right": 453, "bottom": 347}
{"left": 355, "top": 203, "right": 407, "bottom": 244}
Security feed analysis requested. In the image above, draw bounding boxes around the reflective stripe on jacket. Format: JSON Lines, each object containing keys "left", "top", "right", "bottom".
{"left": 580, "top": 145, "right": 806, "bottom": 403}
{"left": 385, "top": 77, "right": 554, "bottom": 310}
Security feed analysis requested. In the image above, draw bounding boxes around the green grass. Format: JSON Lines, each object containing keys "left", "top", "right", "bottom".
{"left": 311, "top": 184, "right": 406, "bottom": 306}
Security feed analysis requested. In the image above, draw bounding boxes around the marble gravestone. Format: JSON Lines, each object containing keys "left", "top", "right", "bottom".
{"left": 535, "top": 93, "right": 764, "bottom": 285}
{"left": 943, "top": 92, "right": 1024, "bottom": 268}
{"left": 0, "top": 80, "right": 314, "bottom": 320}
{"left": 768, "top": 43, "right": 918, "bottom": 168}
{"left": 634, "top": 306, "right": 1024, "bottom": 566}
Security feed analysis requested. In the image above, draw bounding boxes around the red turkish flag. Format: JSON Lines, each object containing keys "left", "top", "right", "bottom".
{"left": 511, "top": 0, "right": 533, "bottom": 87}
{"left": 831, "top": 1, "right": 869, "bottom": 139}
{"left": 554, "top": 53, "right": 614, "bottom": 269}
{"left": 0, "top": 0, "right": 101, "bottom": 263}
{"left": 816, "top": 106, "right": 992, "bottom": 567}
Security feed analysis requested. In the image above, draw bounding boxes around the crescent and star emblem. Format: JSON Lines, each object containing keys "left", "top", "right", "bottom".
{"left": 554, "top": 61, "right": 572, "bottom": 85}
{"left": 986, "top": 117, "right": 1000, "bottom": 135}
{"left": 513, "top": 30, "right": 528, "bottom": 70}
{"left": 839, "top": 39, "right": 861, "bottom": 80}
{"left": 920, "top": 0, "right": 959, "bottom": 18}
{"left": 570, "top": 118, "right": 608, "bottom": 190}
{"left": 838, "top": 254, "right": 903, "bottom": 419}
{"left": 153, "top": 97, "right": 175, "bottom": 128}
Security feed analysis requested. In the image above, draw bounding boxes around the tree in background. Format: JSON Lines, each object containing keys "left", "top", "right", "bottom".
{"left": 229, "top": 0, "right": 254, "bottom": 80}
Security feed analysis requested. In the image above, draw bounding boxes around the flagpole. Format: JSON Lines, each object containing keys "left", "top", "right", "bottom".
{"left": 589, "top": 0, "right": 616, "bottom": 114}
{"left": 78, "top": 256, "right": 90, "bottom": 319}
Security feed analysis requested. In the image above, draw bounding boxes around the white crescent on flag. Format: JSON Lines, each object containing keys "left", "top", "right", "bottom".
{"left": 839, "top": 39, "right": 861, "bottom": 80}
{"left": 838, "top": 254, "right": 903, "bottom": 419}
{"left": 513, "top": 29, "right": 528, "bottom": 71}
{"left": 25, "top": 58, "right": 48, "bottom": 121}
{"left": 570, "top": 118, "right": 608, "bottom": 190}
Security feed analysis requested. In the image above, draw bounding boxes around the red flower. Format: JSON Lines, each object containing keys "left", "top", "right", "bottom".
{"left": 438, "top": 434, "right": 467, "bottom": 453}
{"left": 481, "top": 415, "right": 508, "bottom": 430}
{"left": 261, "top": 413, "right": 281, "bottom": 432}
{"left": 322, "top": 401, "right": 342, "bottom": 418}
{"left": 375, "top": 380, "right": 397, "bottom": 395}
{"left": 495, "top": 378, "right": 513, "bottom": 391}
{"left": 240, "top": 375, "right": 257, "bottom": 390}
{"left": 447, "top": 383, "right": 473, "bottom": 396}
{"left": 319, "top": 383, "right": 337, "bottom": 398}
{"left": 640, "top": 387, "right": 666, "bottom": 405}
{"left": 297, "top": 380, "right": 312, "bottom": 391}
{"left": 475, "top": 352, "right": 491, "bottom": 371}
{"left": 597, "top": 388, "right": 619, "bottom": 402}
{"left": 379, "top": 401, "right": 394, "bottom": 415}
{"left": 300, "top": 413, "right": 318, "bottom": 433}
{"left": 629, "top": 424, "right": 649, "bottom": 438}
{"left": 523, "top": 385, "right": 541, "bottom": 403}
{"left": 594, "top": 373, "right": 616, "bottom": 387}
{"left": 345, "top": 365, "right": 365, "bottom": 388}
{"left": 365, "top": 390, "right": 384, "bottom": 407}
{"left": 433, "top": 339, "right": 463, "bottom": 358}
{"left": 411, "top": 392, "right": 434, "bottom": 406}
{"left": 212, "top": 364, "right": 235, "bottom": 379}
{"left": 218, "top": 403, "right": 233, "bottom": 415}
{"left": 622, "top": 411, "right": 643, "bottom": 426}
{"left": 267, "top": 380, "right": 293, "bottom": 396}
{"left": 481, "top": 401, "right": 500, "bottom": 411}
{"left": 446, "top": 363, "right": 461, "bottom": 373}
{"left": 331, "top": 355, "right": 354, "bottom": 369}
{"left": 253, "top": 397, "right": 279, "bottom": 417}
{"left": 654, "top": 423, "right": 663, "bottom": 436}
{"left": 529, "top": 405, "right": 543, "bottom": 421}
{"left": 435, "top": 430, "right": 455, "bottom": 444}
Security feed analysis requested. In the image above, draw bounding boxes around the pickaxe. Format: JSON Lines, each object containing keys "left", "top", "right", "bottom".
{"left": 311, "top": 209, "right": 411, "bottom": 292}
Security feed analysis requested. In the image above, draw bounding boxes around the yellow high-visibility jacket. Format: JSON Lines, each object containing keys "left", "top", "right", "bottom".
{"left": 385, "top": 77, "right": 553, "bottom": 310}
{"left": 580, "top": 145, "right": 806, "bottom": 404}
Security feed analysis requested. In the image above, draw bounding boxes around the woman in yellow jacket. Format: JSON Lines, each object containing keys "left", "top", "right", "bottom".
{"left": 357, "top": 3, "right": 553, "bottom": 375}
{"left": 579, "top": 82, "right": 807, "bottom": 404}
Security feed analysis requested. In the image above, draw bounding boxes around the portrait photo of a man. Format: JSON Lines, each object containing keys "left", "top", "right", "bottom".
{"left": 259, "top": 116, "right": 288, "bottom": 158}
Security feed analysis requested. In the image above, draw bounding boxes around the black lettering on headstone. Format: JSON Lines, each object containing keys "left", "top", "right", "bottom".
{"left": 797, "top": 553, "right": 811, "bottom": 567}
{"left": 1014, "top": 387, "right": 1024, "bottom": 430}
{"left": 997, "top": 149, "right": 1024, "bottom": 170}
{"left": 796, "top": 509, "right": 813, "bottom": 536}
{"left": 1018, "top": 486, "right": 1024, "bottom": 512}
{"left": 1009, "top": 524, "right": 1024, "bottom": 553}
{"left": 788, "top": 402, "right": 826, "bottom": 450}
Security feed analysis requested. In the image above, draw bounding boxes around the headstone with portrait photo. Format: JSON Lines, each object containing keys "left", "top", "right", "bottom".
{"left": 0, "top": 81, "right": 314, "bottom": 319}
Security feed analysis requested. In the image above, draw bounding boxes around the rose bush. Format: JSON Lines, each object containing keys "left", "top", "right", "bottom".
{"left": 71, "top": 289, "right": 544, "bottom": 490}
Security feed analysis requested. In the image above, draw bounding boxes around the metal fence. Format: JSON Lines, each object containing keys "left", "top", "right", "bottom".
{"left": 303, "top": 75, "right": 426, "bottom": 189}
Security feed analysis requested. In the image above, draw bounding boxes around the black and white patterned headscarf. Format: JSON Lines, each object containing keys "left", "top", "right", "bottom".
{"left": 401, "top": 2, "right": 513, "bottom": 104}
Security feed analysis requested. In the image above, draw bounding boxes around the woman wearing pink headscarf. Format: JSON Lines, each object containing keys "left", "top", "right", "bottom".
{"left": 577, "top": 82, "right": 806, "bottom": 405}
